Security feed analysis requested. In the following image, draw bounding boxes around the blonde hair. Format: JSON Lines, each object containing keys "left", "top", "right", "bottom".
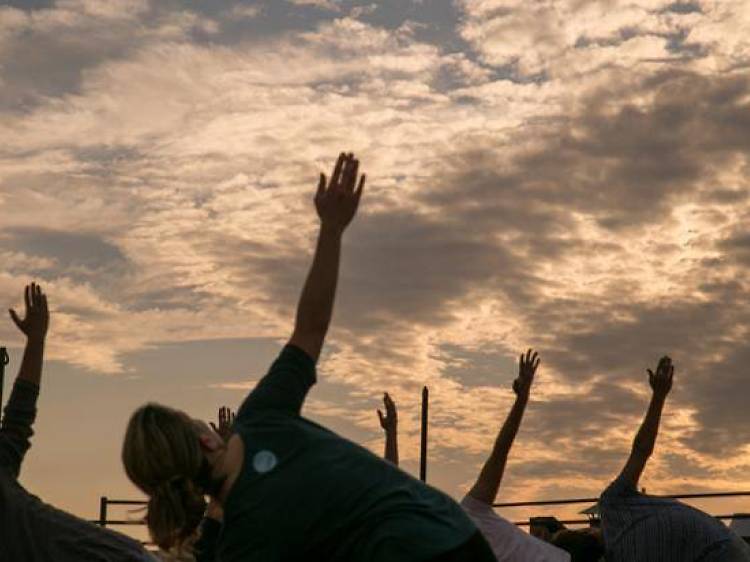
{"left": 122, "top": 403, "right": 207, "bottom": 551}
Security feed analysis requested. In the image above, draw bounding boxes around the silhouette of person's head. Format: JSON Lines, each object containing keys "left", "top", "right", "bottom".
{"left": 552, "top": 529, "right": 605, "bottom": 562}
{"left": 122, "top": 403, "right": 226, "bottom": 551}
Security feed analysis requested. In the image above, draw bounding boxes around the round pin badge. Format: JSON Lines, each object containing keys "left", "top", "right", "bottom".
{"left": 252, "top": 450, "right": 278, "bottom": 473}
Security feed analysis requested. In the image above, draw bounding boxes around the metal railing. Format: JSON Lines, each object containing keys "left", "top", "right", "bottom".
{"left": 492, "top": 491, "right": 750, "bottom": 527}
{"left": 96, "top": 491, "right": 750, "bottom": 529}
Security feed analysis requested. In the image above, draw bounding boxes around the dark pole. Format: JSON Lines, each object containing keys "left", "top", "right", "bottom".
{"left": 420, "top": 386, "right": 429, "bottom": 482}
{"left": 0, "top": 347, "right": 9, "bottom": 412}
{"left": 99, "top": 496, "right": 108, "bottom": 527}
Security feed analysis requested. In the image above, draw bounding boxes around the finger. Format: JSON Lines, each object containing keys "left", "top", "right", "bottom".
{"left": 340, "top": 155, "right": 354, "bottom": 192}
{"left": 9, "top": 309, "right": 22, "bottom": 330}
{"left": 316, "top": 173, "right": 326, "bottom": 199}
{"left": 345, "top": 158, "right": 359, "bottom": 193}
{"left": 24, "top": 284, "right": 31, "bottom": 313}
{"left": 230, "top": 411, "right": 235, "bottom": 423}
{"left": 354, "top": 174, "right": 366, "bottom": 208}
{"left": 41, "top": 294, "right": 48, "bottom": 316}
{"left": 330, "top": 153, "right": 346, "bottom": 189}
{"left": 533, "top": 357, "right": 541, "bottom": 370}
{"left": 35, "top": 283, "right": 42, "bottom": 306}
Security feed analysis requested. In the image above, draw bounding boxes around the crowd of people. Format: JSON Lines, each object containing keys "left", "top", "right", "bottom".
{"left": 1, "top": 153, "right": 749, "bottom": 561}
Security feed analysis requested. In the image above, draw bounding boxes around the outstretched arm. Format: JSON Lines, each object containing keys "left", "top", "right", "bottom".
{"left": 289, "top": 153, "right": 365, "bottom": 363}
{"left": 378, "top": 393, "right": 399, "bottom": 465}
{"left": 618, "top": 356, "right": 674, "bottom": 488}
{"left": 0, "top": 283, "right": 50, "bottom": 476}
{"left": 468, "top": 349, "right": 539, "bottom": 505}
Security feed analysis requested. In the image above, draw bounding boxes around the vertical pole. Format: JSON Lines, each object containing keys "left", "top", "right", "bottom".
{"left": 0, "top": 347, "right": 8, "bottom": 412}
{"left": 99, "top": 496, "right": 108, "bottom": 527}
{"left": 420, "top": 386, "right": 429, "bottom": 482}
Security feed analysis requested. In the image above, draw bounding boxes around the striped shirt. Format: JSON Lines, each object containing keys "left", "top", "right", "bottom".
{"left": 600, "top": 475, "right": 732, "bottom": 562}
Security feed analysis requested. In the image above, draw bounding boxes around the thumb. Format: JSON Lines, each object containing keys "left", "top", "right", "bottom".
{"left": 209, "top": 422, "right": 219, "bottom": 433}
{"left": 9, "top": 309, "right": 23, "bottom": 330}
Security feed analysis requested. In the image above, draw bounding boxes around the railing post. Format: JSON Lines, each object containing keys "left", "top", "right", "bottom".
{"left": 99, "top": 496, "right": 108, "bottom": 527}
{"left": 0, "top": 347, "right": 9, "bottom": 410}
{"left": 420, "top": 386, "right": 429, "bottom": 482}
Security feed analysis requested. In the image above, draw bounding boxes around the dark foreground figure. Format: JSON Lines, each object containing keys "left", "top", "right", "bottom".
{"left": 0, "top": 283, "right": 154, "bottom": 562}
{"left": 122, "top": 154, "right": 495, "bottom": 562}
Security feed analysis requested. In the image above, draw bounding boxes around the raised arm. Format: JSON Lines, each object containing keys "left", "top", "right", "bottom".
{"left": 289, "top": 153, "right": 365, "bottom": 362}
{"left": 0, "top": 283, "right": 49, "bottom": 476}
{"left": 618, "top": 355, "right": 674, "bottom": 488}
{"left": 377, "top": 393, "right": 399, "bottom": 465}
{"left": 468, "top": 349, "right": 539, "bottom": 505}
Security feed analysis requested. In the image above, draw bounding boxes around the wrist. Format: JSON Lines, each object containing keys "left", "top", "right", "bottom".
{"left": 26, "top": 336, "right": 46, "bottom": 348}
{"left": 320, "top": 222, "right": 345, "bottom": 238}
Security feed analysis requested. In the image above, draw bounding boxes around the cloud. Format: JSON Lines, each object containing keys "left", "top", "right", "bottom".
{"left": 1, "top": 0, "right": 749, "bottom": 510}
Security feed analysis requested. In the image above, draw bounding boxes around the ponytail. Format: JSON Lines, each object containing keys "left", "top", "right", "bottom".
{"left": 147, "top": 476, "right": 207, "bottom": 550}
{"left": 122, "top": 404, "right": 207, "bottom": 551}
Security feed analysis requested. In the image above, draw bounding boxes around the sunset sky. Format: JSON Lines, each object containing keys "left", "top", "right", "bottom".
{"left": 1, "top": 0, "right": 750, "bottom": 539}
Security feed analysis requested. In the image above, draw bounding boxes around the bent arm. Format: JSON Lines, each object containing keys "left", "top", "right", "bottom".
{"left": 467, "top": 393, "right": 528, "bottom": 505}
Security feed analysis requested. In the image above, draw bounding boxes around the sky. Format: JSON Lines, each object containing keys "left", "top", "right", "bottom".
{"left": 1, "top": 0, "right": 750, "bottom": 541}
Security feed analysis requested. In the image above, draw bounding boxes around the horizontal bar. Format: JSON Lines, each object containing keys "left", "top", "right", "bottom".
{"left": 104, "top": 500, "right": 148, "bottom": 506}
{"left": 89, "top": 520, "right": 145, "bottom": 526}
{"left": 495, "top": 491, "right": 750, "bottom": 508}
{"left": 514, "top": 514, "right": 750, "bottom": 527}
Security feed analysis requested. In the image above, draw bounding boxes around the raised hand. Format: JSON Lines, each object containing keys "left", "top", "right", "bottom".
{"left": 315, "top": 152, "right": 365, "bottom": 233}
{"left": 9, "top": 283, "right": 49, "bottom": 343}
{"left": 377, "top": 393, "right": 398, "bottom": 434}
{"left": 513, "top": 349, "right": 540, "bottom": 397}
{"left": 648, "top": 356, "right": 674, "bottom": 398}
{"left": 209, "top": 406, "right": 236, "bottom": 443}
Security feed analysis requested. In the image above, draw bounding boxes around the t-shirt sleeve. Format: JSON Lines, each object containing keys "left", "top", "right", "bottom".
{"left": 0, "top": 379, "right": 40, "bottom": 478}
{"left": 237, "top": 345, "right": 316, "bottom": 418}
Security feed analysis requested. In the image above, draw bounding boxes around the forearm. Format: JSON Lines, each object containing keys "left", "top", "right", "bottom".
{"left": 291, "top": 225, "right": 342, "bottom": 359}
{"left": 632, "top": 393, "right": 666, "bottom": 456}
{"left": 17, "top": 338, "right": 45, "bottom": 387}
{"left": 384, "top": 429, "right": 399, "bottom": 466}
{"left": 469, "top": 393, "right": 528, "bottom": 504}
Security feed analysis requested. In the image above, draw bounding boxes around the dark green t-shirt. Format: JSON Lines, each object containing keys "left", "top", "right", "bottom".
{"left": 218, "top": 345, "right": 476, "bottom": 562}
